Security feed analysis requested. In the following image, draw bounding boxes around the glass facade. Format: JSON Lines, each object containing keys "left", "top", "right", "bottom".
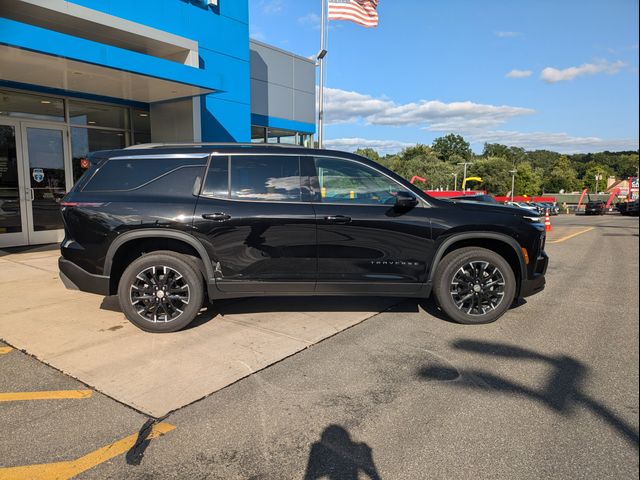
{"left": 251, "top": 125, "right": 313, "bottom": 147}
{"left": 0, "top": 89, "right": 151, "bottom": 183}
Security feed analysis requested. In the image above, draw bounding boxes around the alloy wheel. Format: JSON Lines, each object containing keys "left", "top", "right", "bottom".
{"left": 130, "top": 265, "right": 190, "bottom": 323}
{"left": 449, "top": 261, "right": 506, "bottom": 316}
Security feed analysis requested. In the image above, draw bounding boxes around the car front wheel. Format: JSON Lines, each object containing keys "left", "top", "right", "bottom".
{"left": 118, "top": 251, "right": 204, "bottom": 333}
{"left": 433, "top": 247, "right": 516, "bottom": 324}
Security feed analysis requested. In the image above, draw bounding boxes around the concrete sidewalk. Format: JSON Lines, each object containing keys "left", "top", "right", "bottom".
{"left": 0, "top": 248, "right": 398, "bottom": 417}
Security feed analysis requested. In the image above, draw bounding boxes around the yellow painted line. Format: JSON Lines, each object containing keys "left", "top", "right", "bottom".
{"left": 0, "top": 347, "right": 12, "bottom": 355}
{"left": 0, "top": 390, "right": 93, "bottom": 402}
{"left": 0, "top": 422, "right": 175, "bottom": 480}
{"left": 547, "top": 227, "right": 595, "bottom": 244}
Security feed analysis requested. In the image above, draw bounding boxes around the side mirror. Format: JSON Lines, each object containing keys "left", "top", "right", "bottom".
{"left": 395, "top": 191, "right": 418, "bottom": 210}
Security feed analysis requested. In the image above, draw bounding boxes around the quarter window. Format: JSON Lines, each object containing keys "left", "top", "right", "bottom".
{"left": 313, "top": 157, "right": 410, "bottom": 205}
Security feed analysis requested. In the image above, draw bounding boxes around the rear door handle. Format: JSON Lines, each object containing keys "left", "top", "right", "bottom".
{"left": 324, "top": 215, "right": 351, "bottom": 224}
{"left": 202, "top": 212, "right": 231, "bottom": 221}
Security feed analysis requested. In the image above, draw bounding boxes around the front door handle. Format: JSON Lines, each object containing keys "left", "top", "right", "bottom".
{"left": 202, "top": 212, "right": 231, "bottom": 221}
{"left": 324, "top": 215, "right": 351, "bottom": 224}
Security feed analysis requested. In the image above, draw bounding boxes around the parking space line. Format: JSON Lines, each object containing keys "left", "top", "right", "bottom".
{"left": 0, "top": 422, "right": 176, "bottom": 480}
{"left": 0, "top": 347, "right": 12, "bottom": 355}
{"left": 0, "top": 390, "right": 93, "bottom": 402}
{"left": 547, "top": 227, "right": 595, "bottom": 244}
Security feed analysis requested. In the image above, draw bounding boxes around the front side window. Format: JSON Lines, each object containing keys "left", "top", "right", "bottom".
{"left": 229, "top": 155, "right": 300, "bottom": 202}
{"left": 313, "top": 157, "right": 410, "bottom": 205}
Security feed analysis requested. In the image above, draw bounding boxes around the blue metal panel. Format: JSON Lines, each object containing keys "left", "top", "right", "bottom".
{"left": 251, "top": 114, "right": 316, "bottom": 134}
{"left": 202, "top": 96, "right": 251, "bottom": 142}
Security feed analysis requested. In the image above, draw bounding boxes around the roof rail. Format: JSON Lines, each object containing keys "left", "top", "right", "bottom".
{"left": 125, "top": 142, "right": 304, "bottom": 150}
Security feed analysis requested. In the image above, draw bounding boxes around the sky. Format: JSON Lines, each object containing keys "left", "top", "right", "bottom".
{"left": 248, "top": 0, "right": 639, "bottom": 154}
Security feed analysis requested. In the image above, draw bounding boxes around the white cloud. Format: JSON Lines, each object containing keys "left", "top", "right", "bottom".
{"left": 467, "top": 130, "right": 639, "bottom": 153}
{"left": 540, "top": 60, "right": 626, "bottom": 83}
{"left": 323, "top": 87, "right": 535, "bottom": 130}
{"left": 298, "top": 12, "right": 320, "bottom": 27}
{"left": 505, "top": 69, "right": 532, "bottom": 79}
{"left": 324, "top": 137, "right": 414, "bottom": 154}
{"left": 260, "top": 0, "right": 284, "bottom": 14}
{"left": 250, "top": 30, "right": 267, "bottom": 42}
{"left": 495, "top": 31, "right": 522, "bottom": 38}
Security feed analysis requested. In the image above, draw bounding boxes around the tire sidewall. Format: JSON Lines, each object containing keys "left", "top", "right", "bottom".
{"left": 434, "top": 247, "right": 516, "bottom": 325}
{"left": 118, "top": 252, "right": 204, "bottom": 333}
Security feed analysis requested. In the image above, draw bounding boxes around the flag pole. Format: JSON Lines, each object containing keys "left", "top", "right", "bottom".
{"left": 318, "top": 0, "right": 327, "bottom": 148}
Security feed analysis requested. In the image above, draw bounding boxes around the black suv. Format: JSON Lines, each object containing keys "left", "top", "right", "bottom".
{"left": 585, "top": 200, "right": 606, "bottom": 215}
{"left": 59, "top": 144, "right": 548, "bottom": 332}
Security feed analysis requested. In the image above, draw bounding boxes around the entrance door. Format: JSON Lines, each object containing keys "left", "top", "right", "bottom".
{"left": 0, "top": 120, "right": 28, "bottom": 247}
{"left": 20, "top": 123, "right": 71, "bottom": 245}
{"left": 0, "top": 121, "right": 71, "bottom": 248}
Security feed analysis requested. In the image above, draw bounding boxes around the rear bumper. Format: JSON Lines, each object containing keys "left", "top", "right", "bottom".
{"left": 520, "top": 251, "right": 548, "bottom": 298}
{"left": 59, "top": 257, "right": 110, "bottom": 296}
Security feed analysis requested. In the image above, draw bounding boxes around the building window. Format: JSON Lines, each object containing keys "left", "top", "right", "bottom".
{"left": 0, "top": 90, "right": 64, "bottom": 122}
{"left": 71, "top": 128, "right": 126, "bottom": 182}
{"left": 69, "top": 100, "right": 128, "bottom": 129}
{"left": 251, "top": 125, "right": 266, "bottom": 143}
{"left": 250, "top": 125, "right": 313, "bottom": 147}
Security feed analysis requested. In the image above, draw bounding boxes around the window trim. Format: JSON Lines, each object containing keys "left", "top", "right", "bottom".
{"left": 199, "top": 152, "right": 429, "bottom": 207}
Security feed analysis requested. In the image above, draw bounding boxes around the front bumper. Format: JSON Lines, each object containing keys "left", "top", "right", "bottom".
{"left": 520, "top": 250, "right": 548, "bottom": 298}
{"left": 59, "top": 257, "right": 110, "bottom": 296}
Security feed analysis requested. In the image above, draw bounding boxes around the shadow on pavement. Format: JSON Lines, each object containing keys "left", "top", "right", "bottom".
{"left": 304, "top": 424, "right": 381, "bottom": 480}
{"left": 418, "top": 339, "right": 639, "bottom": 449}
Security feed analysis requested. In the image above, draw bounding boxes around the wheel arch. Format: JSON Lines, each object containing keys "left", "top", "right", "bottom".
{"left": 104, "top": 230, "right": 214, "bottom": 295}
{"left": 428, "top": 232, "right": 526, "bottom": 296}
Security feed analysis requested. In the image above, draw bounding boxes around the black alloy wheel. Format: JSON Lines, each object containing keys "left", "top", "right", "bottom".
{"left": 449, "top": 261, "right": 506, "bottom": 316}
{"left": 118, "top": 251, "right": 204, "bottom": 333}
{"left": 433, "top": 247, "right": 516, "bottom": 324}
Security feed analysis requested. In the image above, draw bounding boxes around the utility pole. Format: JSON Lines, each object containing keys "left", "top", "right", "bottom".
{"left": 452, "top": 172, "right": 458, "bottom": 191}
{"left": 317, "top": 0, "right": 327, "bottom": 148}
{"left": 457, "top": 161, "right": 472, "bottom": 190}
{"left": 510, "top": 169, "right": 517, "bottom": 202}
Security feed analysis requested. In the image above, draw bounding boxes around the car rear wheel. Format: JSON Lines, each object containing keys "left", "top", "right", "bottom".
{"left": 433, "top": 247, "right": 516, "bottom": 324}
{"left": 118, "top": 251, "right": 204, "bottom": 333}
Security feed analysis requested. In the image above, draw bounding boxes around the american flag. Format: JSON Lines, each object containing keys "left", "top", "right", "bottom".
{"left": 328, "top": 0, "right": 379, "bottom": 28}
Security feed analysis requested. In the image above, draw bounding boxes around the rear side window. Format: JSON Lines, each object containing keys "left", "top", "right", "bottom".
{"left": 202, "top": 155, "right": 301, "bottom": 202}
{"left": 83, "top": 157, "right": 206, "bottom": 192}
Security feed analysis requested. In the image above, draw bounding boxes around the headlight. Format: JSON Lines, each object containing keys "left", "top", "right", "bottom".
{"left": 523, "top": 215, "right": 542, "bottom": 222}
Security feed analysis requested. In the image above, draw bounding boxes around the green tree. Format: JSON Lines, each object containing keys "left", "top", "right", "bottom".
{"left": 432, "top": 134, "right": 472, "bottom": 162}
{"left": 469, "top": 157, "right": 512, "bottom": 194}
{"left": 353, "top": 148, "right": 380, "bottom": 163}
{"left": 513, "top": 161, "right": 542, "bottom": 196}
{"left": 483, "top": 143, "right": 526, "bottom": 164}
{"left": 582, "top": 162, "right": 614, "bottom": 192}
{"left": 544, "top": 156, "right": 581, "bottom": 193}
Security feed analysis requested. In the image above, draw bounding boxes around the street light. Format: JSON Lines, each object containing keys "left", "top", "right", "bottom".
{"left": 509, "top": 169, "right": 517, "bottom": 202}
{"left": 457, "top": 161, "right": 472, "bottom": 190}
{"left": 452, "top": 172, "right": 458, "bottom": 191}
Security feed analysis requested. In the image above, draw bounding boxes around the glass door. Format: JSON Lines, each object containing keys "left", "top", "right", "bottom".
{"left": 20, "top": 122, "right": 71, "bottom": 246}
{"left": 0, "top": 120, "right": 28, "bottom": 248}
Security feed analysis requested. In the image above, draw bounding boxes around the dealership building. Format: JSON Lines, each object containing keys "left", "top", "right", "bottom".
{"left": 0, "top": 0, "right": 316, "bottom": 247}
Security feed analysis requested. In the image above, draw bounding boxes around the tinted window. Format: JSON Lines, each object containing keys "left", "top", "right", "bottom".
{"left": 83, "top": 157, "right": 206, "bottom": 192}
{"left": 230, "top": 155, "right": 300, "bottom": 202}
{"left": 201, "top": 156, "right": 229, "bottom": 197}
{"left": 313, "top": 157, "right": 409, "bottom": 205}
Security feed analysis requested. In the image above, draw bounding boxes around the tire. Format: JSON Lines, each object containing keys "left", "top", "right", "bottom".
{"left": 118, "top": 251, "right": 204, "bottom": 333}
{"left": 432, "top": 247, "right": 516, "bottom": 325}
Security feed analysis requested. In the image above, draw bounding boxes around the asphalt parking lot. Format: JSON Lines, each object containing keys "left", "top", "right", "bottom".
{"left": 1, "top": 214, "right": 638, "bottom": 479}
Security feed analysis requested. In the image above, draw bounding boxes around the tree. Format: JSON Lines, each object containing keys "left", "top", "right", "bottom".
{"left": 483, "top": 144, "right": 527, "bottom": 164}
{"left": 469, "top": 157, "right": 512, "bottom": 194}
{"left": 432, "top": 134, "right": 472, "bottom": 162}
{"left": 353, "top": 148, "right": 380, "bottom": 163}
{"left": 582, "top": 162, "right": 614, "bottom": 192}
{"left": 544, "top": 156, "right": 581, "bottom": 193}
{"left": 513, "top": 162, "right": 542, "bottom": 196}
